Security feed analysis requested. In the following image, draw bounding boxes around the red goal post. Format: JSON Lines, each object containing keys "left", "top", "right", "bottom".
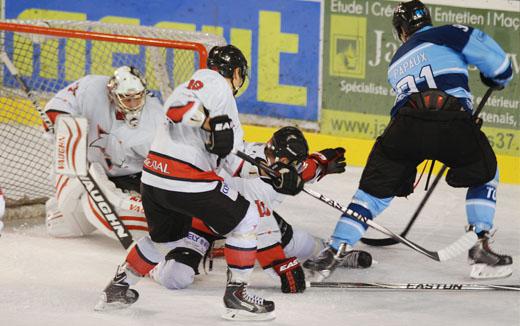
{"left": 0, "top": 20, "right": 225, "bottom": 215}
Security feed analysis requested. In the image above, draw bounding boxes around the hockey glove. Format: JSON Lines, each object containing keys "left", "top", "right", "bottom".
{"left": 480, "top": 73, "right": 504, "bottom": 91}
{"left": 205, "top": 115, "right": 234, "bottom": 158}
{"left": 269, "top": 162, "right": 304, "bottom": 195}
{"left": 273, "top": 257, "right": 306, "bottom": 293}
{"left": 310, "top": 147, "right": 346, "bottom": 181}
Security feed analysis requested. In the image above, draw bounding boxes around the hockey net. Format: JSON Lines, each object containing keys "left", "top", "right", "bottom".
{"left": 0, "top": 20, "right": 225, "bottom": 218}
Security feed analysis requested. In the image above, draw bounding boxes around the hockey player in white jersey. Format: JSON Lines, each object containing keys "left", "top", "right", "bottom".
{"left": 96, "top": 45, "right": 305, "bottom": 321}
{"left": 145, "top": 128, "right": 372, "bottom": 294}
{"left": 44, "top": 66, "right": 164, "bottom": 240}
{"left": 88, "top": 126, "right": 370, "bottom": 297}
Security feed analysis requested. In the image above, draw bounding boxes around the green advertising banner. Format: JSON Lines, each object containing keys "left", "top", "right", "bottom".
{"left": 322, "top": 0, "right": 520, "bottom": 157}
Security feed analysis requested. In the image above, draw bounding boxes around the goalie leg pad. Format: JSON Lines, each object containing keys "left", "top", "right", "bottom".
{"left": 82, "top": 165, "right": 148, "bottom": 241}
{"left": 46, "top": 183, "right": 96, "bottom": 238}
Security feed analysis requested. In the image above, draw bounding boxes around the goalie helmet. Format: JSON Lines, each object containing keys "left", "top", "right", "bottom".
{"left": 107, "top": 66, "right": 147, "bottom": 128}
{"left": 392, "top": 0, "right": 431, "bottom": 42}
{"left": 266, "top": 126, "right": 309, "bottom": 166}
{"left": 207, "top": 45, "right": 248, "bottom": 95}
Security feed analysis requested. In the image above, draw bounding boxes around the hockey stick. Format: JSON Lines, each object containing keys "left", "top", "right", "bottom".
{"left": 361, "top": 87, "right": 494, "bottom": 247}
{"left": 0, "top": 51, "right": 134, "bottom": 250}
{"left": 360, "top": 164, "right": 447, "bottom": 246}
{"left": 233, "top": 150, "right": 477, "bottom": 262}
{"left": 307, "top": 281, "right": 520, "bottom": 291}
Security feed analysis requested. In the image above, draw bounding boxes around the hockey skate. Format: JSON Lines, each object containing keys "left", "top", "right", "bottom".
{"left": 303, "top": 243, "right": 350, "bottom": 281}
{"left": 222, "top": 282, "right": 275, "bottom": 321}
{"left": 338, "top": 250, "right": 372, "bottom": 269}
{"left": 94, "top": 265, "right": 139, "bottom": 311}
{"left": 468, "top": 230, "right": 513, "bottom": 279}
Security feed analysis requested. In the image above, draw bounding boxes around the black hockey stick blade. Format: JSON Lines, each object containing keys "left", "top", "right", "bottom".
{"left": 307, "top": 281, "right": 520, "bottom": 291}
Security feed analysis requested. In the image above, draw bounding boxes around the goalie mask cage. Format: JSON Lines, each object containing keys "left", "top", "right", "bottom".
{"left": 0, "top": 20, "right": 225, "bottom": 212}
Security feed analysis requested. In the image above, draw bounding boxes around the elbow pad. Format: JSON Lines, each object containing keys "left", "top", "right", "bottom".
{"left": 166, "top": 99, "right": 207, "bottom": 127}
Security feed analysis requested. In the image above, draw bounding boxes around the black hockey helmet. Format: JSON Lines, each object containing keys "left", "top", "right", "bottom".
{"left": 207, "top": 44, "right": 248, "bottom": 82}
{"left": 267, "top": 126, "right": 309, "bottom": 165}
{"left": 392, "top": 0, "right": 432, "bottom": 42}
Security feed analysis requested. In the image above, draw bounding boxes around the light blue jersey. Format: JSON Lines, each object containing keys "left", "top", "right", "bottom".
{"left": 328, "top": 24, "right": 512, "bottom": 250}
{"left": 388, "top": 25, "right": 512, "bottom": 116}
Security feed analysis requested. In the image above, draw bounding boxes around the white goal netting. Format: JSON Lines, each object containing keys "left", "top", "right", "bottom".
{"left": 0, "top": 20, "right": 225, "bottom": 215}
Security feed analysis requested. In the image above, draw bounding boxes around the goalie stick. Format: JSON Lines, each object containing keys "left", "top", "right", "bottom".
{"left": 233, "top": 150, "right": 477, "bottom": 262}
{"left": 361, "top": 87, "right": 494, "bottom": 247}
{"left": 307, "top": 281, "right": 520, "bottom": 291}
{"left": 0, "top": 51, "right": 134, "bottom": 250}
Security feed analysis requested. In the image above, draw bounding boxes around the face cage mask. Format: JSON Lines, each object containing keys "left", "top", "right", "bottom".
{"left": 114, "top": 91, "right": 146, "bottom": 128}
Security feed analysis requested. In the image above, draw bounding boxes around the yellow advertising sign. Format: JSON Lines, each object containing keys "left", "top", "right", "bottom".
{"left": 329, "top": 15, "right": 366, "bottom": 79}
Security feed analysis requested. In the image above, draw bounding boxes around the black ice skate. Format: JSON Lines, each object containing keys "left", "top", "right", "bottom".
{"left": 338, "top": 250, "right": 372, "bottom": 269}
{"left": 303, "top": 243, "right": 349, "bottom": 281}
{"left": 222, "top": 282, "right": 275, "bottom": 321}
{"left": 94, "top": 265, "right": 139, "bottom": 311}
{"left": 468, "top": 230, "right": 513, "bottom": 279}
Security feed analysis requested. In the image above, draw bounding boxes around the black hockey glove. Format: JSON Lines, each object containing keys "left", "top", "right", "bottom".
{"left": 272, "top": 257, "right": 306, "bottom": 293}
{"left": 205, "top": 115, "right": 234, "bottom": 158}
{"left": 480, "top": 73, "right": 504, "bottom": 90}
{"left": 310, "top": 147, "right": 346, "bottom": 181}
{"left": 269, "top": 162, "right": 304, "bottom": 195}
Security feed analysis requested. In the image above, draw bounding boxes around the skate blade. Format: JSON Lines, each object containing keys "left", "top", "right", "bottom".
{"left": 221, "top": 308, "right": 276, "bottom": 321}
{"left": 306, "top": 269, "right": 330, "bottom": 283}
{"left": 94, "top": 294, "right": 133, "bottom": 312}
{"left": 470, "top": 264, "right": 513, "bottom": 280}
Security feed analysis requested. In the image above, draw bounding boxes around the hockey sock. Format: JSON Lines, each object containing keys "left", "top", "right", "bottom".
{"left": 257, "top": 243, "right": 286, "bottom": 269}
{"left": 466, "top": 170, "right": 498, "bottom": 233}
{"left": 330, "top": 203, "right": 371, "bottom": 250}
{"left": 330, "top": 189, "right": 392, "bottom": 250}
{"left": 224, "top": 242, "right": 257, "bottom": 283}
{"left": 125, "top": 236, "right": 163, "bottom": 280}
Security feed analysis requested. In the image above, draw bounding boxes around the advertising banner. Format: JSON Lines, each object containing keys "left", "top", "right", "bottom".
{"left": 4, "top": 0, "right": 321, "bottom": 121}
{"left": 322, "top": 0, "right": 520, "bottom": 157}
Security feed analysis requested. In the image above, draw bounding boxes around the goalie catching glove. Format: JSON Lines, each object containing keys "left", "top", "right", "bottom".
{"left": 204, "top": 115, "right": 234, "bottom": 158}
{"left": 272, "top": 257, "right": 306, "bottom": 293}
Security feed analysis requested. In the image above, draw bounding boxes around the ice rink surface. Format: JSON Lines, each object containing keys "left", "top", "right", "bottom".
{"left": 1, "top": 166, "right": 519, "bottom": 326}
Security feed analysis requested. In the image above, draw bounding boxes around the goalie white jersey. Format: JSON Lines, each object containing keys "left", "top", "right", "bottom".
{"left": 44, "top": 75, "right": 165, "bottom": 177}
{"left": 141, "top": 69, "right": 245, "bottom": 193}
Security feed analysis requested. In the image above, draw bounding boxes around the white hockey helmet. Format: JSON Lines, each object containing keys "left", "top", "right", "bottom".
{"left": 107, "top": 66, "right": 147, "bottom": 128}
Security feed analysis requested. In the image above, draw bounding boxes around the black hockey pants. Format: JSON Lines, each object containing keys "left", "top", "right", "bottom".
{"left": 359, "top": 106, "right": 497, "bottom": 199}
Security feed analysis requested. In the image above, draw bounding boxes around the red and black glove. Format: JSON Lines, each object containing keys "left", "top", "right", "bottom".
{"left": 308, "top": 147, "right": 346, "bottom": 181}
{"left": 272, "top": 257, "right": 306, "bottom": 293}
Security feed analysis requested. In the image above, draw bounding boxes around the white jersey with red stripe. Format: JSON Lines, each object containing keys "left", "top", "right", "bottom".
{"left": 44, "top": 75, "right": 165, "bottom": 177}
{"left": 141, "top": 69, "right": 245, "bottom": 193}
{"left": 220, "top": 142, "right": 285, "bottom": 210}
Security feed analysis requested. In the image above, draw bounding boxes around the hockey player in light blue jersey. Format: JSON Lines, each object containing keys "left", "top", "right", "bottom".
{"left": 304, "top": 0, "right": 513, "bottom": 280}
